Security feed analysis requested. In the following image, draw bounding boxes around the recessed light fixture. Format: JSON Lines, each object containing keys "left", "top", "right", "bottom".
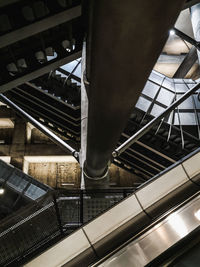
{"left": 0, "top": 188, "right": 5, "bottom": 195}
{"left": 169, "top": 29, "right": 175, "bottom": 36}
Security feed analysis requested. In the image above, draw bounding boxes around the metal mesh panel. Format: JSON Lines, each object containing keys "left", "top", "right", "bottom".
{"left": 0, "top": 194, "right": 59, "bottom": 266}
{"left": 58, "top": 194, "right": 80, "bottom": 227}
{"left": 83, "top": 193, "right": 124, "bottom": 223}
{"left": 0, "top": 189, "right": 133, "bottom": 266}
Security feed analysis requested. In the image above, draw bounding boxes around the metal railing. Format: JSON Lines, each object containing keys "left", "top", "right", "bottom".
{"left": 113, "top": 80, "right": 200, "bottom": 157}
{"left": 0, "top": 188, "right": 133, "bottom": 266}
{"left": 0, "top": 94, "right": 79, "bottom": 160}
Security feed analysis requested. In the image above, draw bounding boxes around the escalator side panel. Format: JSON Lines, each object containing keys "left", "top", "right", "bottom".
{"left": 25, "top": 229, "right": 97, "bottom": 267}
{"left": 25, "top": 149, "right": 200, "bottom": 267}
{"left": 136, "top": 164, "right": 200, "bottom": 218}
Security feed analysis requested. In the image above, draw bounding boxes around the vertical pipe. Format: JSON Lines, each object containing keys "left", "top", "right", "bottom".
{"left": 53, "top": 193, "right": 64, "bottom": 236}
{"left": 84, "top": 0, "right": 185, "bottom": 181}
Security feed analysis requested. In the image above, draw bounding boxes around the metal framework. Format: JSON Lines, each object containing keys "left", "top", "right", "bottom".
{"left": 0, "top": 51, "right": 81, "bottom": 93}
{"left": 0, "top": 5, "right": 81, "bottom": 49}
{"left": 0, "top": 94, "right": 79, "bottom": 159}
{"left": 113, "top": 81, "right": 200, "bottom": 157}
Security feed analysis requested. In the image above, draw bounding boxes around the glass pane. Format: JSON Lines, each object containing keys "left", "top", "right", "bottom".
{"left": 173, "top": 78, "right": 184, "bottom": 83}
{"left": 25, "top": 184, "right": 46, "bottom": 200}
{"left": 175, "top": 83, "right": 188, "bottom": 93}
{"left": 149, "top": 71, "right": 165, "bottom": 85}
{"left": 173, "top": 112, "right": 179, "bottom": 125}
{"left": 7, "top": 173, "right": 28, "bottom": 192}
{"left": 73, "top": 63, "right": 81, "bottom": 78}
{"left": 61, "top": 60, "right": 78, "bottom": 73}
{"left": 156, "top": 88, "right": 174, "bottom": 106}
{"left": 142, "top": 81, "right": 160, "bottom": 98}
{"left": 177, "top": 95, "right": 193, "bottom": 109}
{"left": 150, "top": 104, "right": 165, "bottom": 117}
{"left": 179, "top": 112, "right": 196, "bottom": 125}
{"left": 0, "top": 162, "right": 12, "bottom": 180}
{"left": 135, "top": 96, "right": 151, "bottom": 112}
{"left": 194, "top": 94, "right": 200, "bottom": 109}
{"left": 162, "top": 78, "right": 174, "bottom": 91}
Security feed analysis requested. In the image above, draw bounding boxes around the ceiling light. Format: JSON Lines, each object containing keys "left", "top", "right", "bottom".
{"left": 0, "top": 188, "right": 5, "bottom": 195}
{"left": 169, "top": 29, "right": 175, "bottom": 36}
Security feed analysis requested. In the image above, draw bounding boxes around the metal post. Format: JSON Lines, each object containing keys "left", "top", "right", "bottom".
{"left": 84, "top": 0, "right": 185, "bottom": 180}
{"left": 0, "top": 94, "right": 79, "bottom": 160}
{"left": 113, "top": 81, "right": 200, "bottom": 157}
{"left": 80, "top": 190, "right": 84, "bottom": 225}
{"left": 173, "top": 46, "right": 198, "bottom": 78}
{"left": 123, "top": 189, "right": 127, "bottom": 199}
{"left": 173, "top": 27, "right": 200, "bottom": 51}
{"left": 53, "top": 193, "right": 64, "bottom": 236}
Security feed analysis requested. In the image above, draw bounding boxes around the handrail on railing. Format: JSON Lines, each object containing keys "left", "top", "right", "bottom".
{"left": 0, "top": 94, "right": 79, "bottom": 161}
{"left": 113, "top": 81, "right": 200, "bottom": 157}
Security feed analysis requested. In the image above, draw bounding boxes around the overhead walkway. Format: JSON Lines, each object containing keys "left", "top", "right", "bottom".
{"left": 24, "top": 147, "right": 200, "bottom": 267}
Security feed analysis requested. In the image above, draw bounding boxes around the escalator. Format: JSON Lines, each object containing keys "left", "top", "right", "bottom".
{"left": 93, "top": 192, "right": 200, "bottom": 267}
{"left": 18, "top": 146, "right": 200, "bottom": 267}
{"left": 0, "top": 1, "right": 200, "bottom": 266}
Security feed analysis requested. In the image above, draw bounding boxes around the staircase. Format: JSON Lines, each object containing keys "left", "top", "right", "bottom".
{"left": 5, "top": 81, "right": 81, "bottom": 143}
{"left": 0, "top": 0, "right": 83, "bottom": 92}
{"left": 3, "top": 69, "right": 200, "bottom": 187}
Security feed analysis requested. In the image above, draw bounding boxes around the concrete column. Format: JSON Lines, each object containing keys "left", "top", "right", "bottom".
{"left": 26, "top": 122, "right": 34, "bottom": 144}
{"left": 10, "top": 117, "right": 27, "bottom": 170}
{"left": 80, "top": 42, "right": 88, "bottom": 189}
{"left": 190, "top": 4, "right": 200, "bottom": 62}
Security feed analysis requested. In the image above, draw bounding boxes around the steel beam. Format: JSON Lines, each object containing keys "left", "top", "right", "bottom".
{"left": 0, "top": 0, "right": 20, "bottom": 8}
{"left": 0, "top": 5, "right": 81, "bottom": 49}
{"left": 84, "top": 0, "right": 185, "bottom": 179}
{"left": 57, "top": 67, "right": 81, "bottom": 83}
{"left": 0, "top": 106, "right": 15, "bottom": 118}
{"left": 173, "top": 27, "right": 200, "bottom": 51}
{"left": 0, "top": 51, "right": 81, "bottom": 93}
{"left": 173, "top": 46, "right": 198, "bottom": 78}
{"left": 183, "top": 0, "right": 200, "bottom": 10}
{"left": 0, "top": 144, "right": 77, "bottom": 156}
